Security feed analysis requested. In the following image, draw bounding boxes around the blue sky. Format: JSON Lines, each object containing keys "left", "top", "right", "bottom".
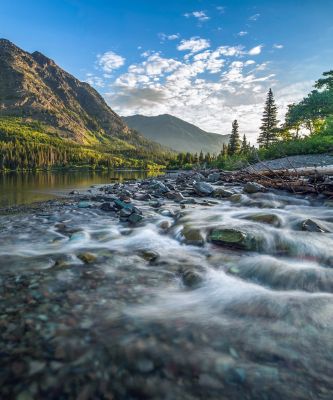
{"left": 1, "top": 0, "right": 333, "bottom": 141}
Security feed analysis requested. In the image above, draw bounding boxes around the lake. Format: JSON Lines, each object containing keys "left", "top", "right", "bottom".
{"left": 0, "top": 170, "right": 161, "bottom": 208}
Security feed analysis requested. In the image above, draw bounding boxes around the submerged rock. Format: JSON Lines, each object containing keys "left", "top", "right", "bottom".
{"left": 194, "top": 181, "right": 214, "bottom": 195}
{"left": 77, "top": 252, "right": 97, "bottom": 264}
{"left": 78, "top": 201, "right": 91, "bottom": 208}
{"left": 301, "top": 219, "right": 330, "bottom": 233}
{"left": 243, "top": 182, "right": 266, "bottom": 194}
{"left": 180, "top": 268, "right": 204, "bottom": 288}
{"left": 243, "top": 213, "right": 281, "bottom": 227}
{"left": 181, "top": 226, "right": 205, "bottom": 246}
{"left": 208, "top": 228, "right": 257, "bottom": 250}
{"left": 128, "top": 213, "right": 143, "bottom": 224}
{"left": 138, "top": 249, "right": 160, "bottom": 262}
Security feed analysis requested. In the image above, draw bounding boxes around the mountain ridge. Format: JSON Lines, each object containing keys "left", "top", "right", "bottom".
{"left": 123, "top": 114, "right": 230, "bottom": 154}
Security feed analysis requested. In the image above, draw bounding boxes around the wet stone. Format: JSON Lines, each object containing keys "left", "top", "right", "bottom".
{"left": 301, "top": 218, "right": 330, "bottom": 233}
{"left": 194, "top": 181, "right": 215, "bottom": 195}
{"left": 243, "top": 182, "right": 266, "bottom": 194}
{"left": 181, "top": 226, "right": 205, "bottom": 246}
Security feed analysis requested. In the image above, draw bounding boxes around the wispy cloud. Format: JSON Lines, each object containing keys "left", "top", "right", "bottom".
{"left": 184, "top": 11, "right": 210, "bottom": 22}
{"left": 273, "top": 44, "right": 284, "bottom": 49}
{"left": 159, "top": 33, "right": 180, "bottom": 41}
{"left": 248, "top": 45, "right": 263, "bottom": 55}
{"left": 216, "top": 6, "right": 225, "bottom": 14}
{"left": 97, "top": 51, "right": 125, "bottom": 72}
{"left": 249, "top": 13, "right": 260, "bottom": 21}
{"left": 177, "top": 37, "right": 210, "bottom": 54}
{"left": 237, "top": 31, "right": 248, "bottom": 37}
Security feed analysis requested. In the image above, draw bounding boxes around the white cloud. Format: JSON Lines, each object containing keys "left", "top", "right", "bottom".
{"left": 184, "top": 11, "right": 210, "bottom": 21}
{"left": 273, "top": 44, "right": 284, "bottom": 49}
{"left": 177, "top": 37, "right": 210, "bottom": 54}
{"left": 97, "top": 51, "right": 125, "bottom": 72}
{"left": 249, "top": 13, "right": 260, "bottom": 21}
{"left": 159, "top": 33, "right": 180, "bottom": 41}
{"left": 237, "top": 31, "right": 248, "bottom": 37}
{"left": 248, "top": 45, "right": 263, "bottom": 55}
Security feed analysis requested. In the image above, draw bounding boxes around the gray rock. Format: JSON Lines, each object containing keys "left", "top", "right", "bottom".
{"left": 181, "top": 226, "right": 205, "bottom": 246}
{"left": 207, "top": 172, "right": 221, "bottom": 182}
{"left": 194, "top": 181, "right": 214, "bottom": 195}
{"left": 213, "top": 188, "right": 233, "bottom": 198}
{"left": 302, "top": 219, "right": 330, "bottom": 233}
{"left": 128, "top": 213, "right": 144, "bottom": 224}
{"left": 243, "top": 182, "right": 266, "bottom": 194}
{"left": 181, "top": 268, "right": 204, "bottom": 288}
{"left": 78, "top": 201, "right": 91, "bottom": 208}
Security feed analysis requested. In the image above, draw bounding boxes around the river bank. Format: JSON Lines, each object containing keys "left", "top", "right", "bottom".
{"left": 1, "top": 171, "right": 333, "bottom": 399}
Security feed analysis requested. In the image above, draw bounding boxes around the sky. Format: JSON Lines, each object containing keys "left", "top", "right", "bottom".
{"left": 1, "top": 0, "right": 333, "bottom": 142}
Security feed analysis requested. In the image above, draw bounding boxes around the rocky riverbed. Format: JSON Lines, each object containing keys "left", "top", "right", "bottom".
{"left": 1, "top": 171, "right": 333, "bottom": 399}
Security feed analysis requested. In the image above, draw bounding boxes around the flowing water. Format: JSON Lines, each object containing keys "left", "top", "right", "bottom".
{"left": 0, "top": 181, "right": 333, "bottom": 399}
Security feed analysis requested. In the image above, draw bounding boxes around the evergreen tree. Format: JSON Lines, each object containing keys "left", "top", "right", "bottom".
{"left": 258, "top": 88, "right": 279, "bottom": 148}
{"left": 240, "top": 134, "right": 249, "bottom": 153}
{"left": 228, "top": 120, "right": 241, "bottom": 155}
{"left": 199, "top": 150, "right": 204, "bottom": 164}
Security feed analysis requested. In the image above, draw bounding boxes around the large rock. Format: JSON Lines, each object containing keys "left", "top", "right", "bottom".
{"left": 149, "top": 180, "right": 169, "bottom": 194}
{"left": 180, "top": 268, "right": 204, "bottom": 289}
{"left": 301, "top": 219, "right": 330, "bottom": 233}
{"left": 194, "top": 181, "right": 214, "bottom": 195}
{"left": 208, "top": 228, "right": 257, "bottom": 250}
{"left": 243, "top": 182, "right": 266, "bottom": 194}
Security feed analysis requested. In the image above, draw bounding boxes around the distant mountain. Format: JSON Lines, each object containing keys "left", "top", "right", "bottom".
{"left": 0, "top": 39, "right": 170, "bottom": 170}
{"left": 123, "top": 114, "right": 230, "bottom": 154}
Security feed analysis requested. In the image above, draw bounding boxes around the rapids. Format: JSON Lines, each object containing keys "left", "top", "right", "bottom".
{"left": 0, "top": 183, "right": 332, "bottom": 399}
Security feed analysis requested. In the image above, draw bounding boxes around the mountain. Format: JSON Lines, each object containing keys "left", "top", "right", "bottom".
{"left": 0, "top": 39, "right": 170, "bottom": 170}
{"left": 123, "top": 114, "right": 230, "bottom": 154}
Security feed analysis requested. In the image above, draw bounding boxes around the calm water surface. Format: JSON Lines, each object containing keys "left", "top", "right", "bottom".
{"left": 0, "top": 170, "right": 160, "bottom": 207}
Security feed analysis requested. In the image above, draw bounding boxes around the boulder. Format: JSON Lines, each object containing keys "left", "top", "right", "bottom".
{"left": 301, "top": 219, "right": 330, "bottom": 233}
{"left": 194, "top": 181, "right": 214, "bottom": 195}
{"left": 208, "top": 228, "right": 257, "bottom": 250}
{"left": 128, "top": 213, "right": 144, "bottom": 224}
{"left": 243, "top": 182, "right": 266, "bottom": 194}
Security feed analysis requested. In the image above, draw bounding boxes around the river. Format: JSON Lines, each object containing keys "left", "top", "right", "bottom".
{"left": 0, "top": 172, "right": 332, "bottom": 399}
{"left": 0, "top": 170, "right": 161, "bottom": 207}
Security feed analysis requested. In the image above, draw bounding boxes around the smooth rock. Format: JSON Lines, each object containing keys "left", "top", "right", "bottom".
{"left": 213, "top": 188, "right": 233, "bottom": 198}
{"left": 78, "top": 201, "right": 91, "bottom": 208}
{"left": 302, "top": 219, "right": 330, "bottom": 233}
{"left": 208, "top": 228, "right": 257, "bottom": 250}
{"left": 194, "top": 181, "right": 214, "bottom": 195}
{"left": 181, "top": 226, "right": 205, "bottom": 246}
{"left": 243, "top": 182, "right": 266, "bottom": 194}
{"left": 244, "top": 213, "right": 281, "bottom": 227}
{"left": 181, "top": 268, "right": 204, "bottom": 288}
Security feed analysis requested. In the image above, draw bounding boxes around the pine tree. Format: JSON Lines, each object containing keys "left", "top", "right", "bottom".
{"left": 241, "top": 134, "right": 249, "bottom": 153}
{"left": 228, "top": 120, "right": 241, "bottom": 155}
{"left": 199, "top": 150, "right": 204, "bottom": 164}
{"left": 258, "top": 88, "right": 279, "bottom": 148}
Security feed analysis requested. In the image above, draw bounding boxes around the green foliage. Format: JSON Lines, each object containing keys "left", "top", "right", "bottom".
{"left": 0, "top": 117, "right": 170, "bottom": 171}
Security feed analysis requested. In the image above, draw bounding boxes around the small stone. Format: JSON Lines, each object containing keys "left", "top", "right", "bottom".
{"left": 244, "top": 213, "right": 281, "bottom": 227}
{"left": 100, "top": 202, "right": 117, "bottom": 211}
{"left": 77, "top": 252, "right": 97, "bottom": 264}
{"left": 29, "top": 360, "right": 46, "bottom": 375}
{"left": 138, "top": 249, "right": 160, "bottom": 262}
{"left": 208, "top": 228, "right": 257, "bottom": 250}
{"left": 181, "top": 226, "right": 205, "bottom": 246}
{"left": 207, "top": 172, "right": 221, "bottom": 182}
{"left": 159, "top": 220, "right": 171, "bottom": 231}
{"left": 120, "top": 208, "right": 133, "bottom": 218}
{"left": 128, "top": 213, "right": 143, "bottom": 224}
{"left": 136, "top": 359, "right": 154, "bottom": 373}
{"left": 78, "top": 201, "right": 91, "bottom": 208}
{"left": 213, "top": 188, "right": 233, "bottom": 198}
{"left": 181, "top": 268, "right": 204, "bottom": 288}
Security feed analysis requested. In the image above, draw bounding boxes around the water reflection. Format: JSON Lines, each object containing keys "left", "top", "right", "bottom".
{"left": 0, "top": 170, "right": 161, "bottom": 207}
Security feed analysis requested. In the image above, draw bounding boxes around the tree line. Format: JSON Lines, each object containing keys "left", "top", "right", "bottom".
{"left": 174, "top": 69, "right": 333, "bottom": 169}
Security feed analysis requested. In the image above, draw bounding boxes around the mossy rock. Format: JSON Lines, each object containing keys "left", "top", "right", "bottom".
{"left": 208, "top": 228, "right": 258, "bottom": 251}
{"left": 77, "top": 252, "right": 97, "bottom": 264}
